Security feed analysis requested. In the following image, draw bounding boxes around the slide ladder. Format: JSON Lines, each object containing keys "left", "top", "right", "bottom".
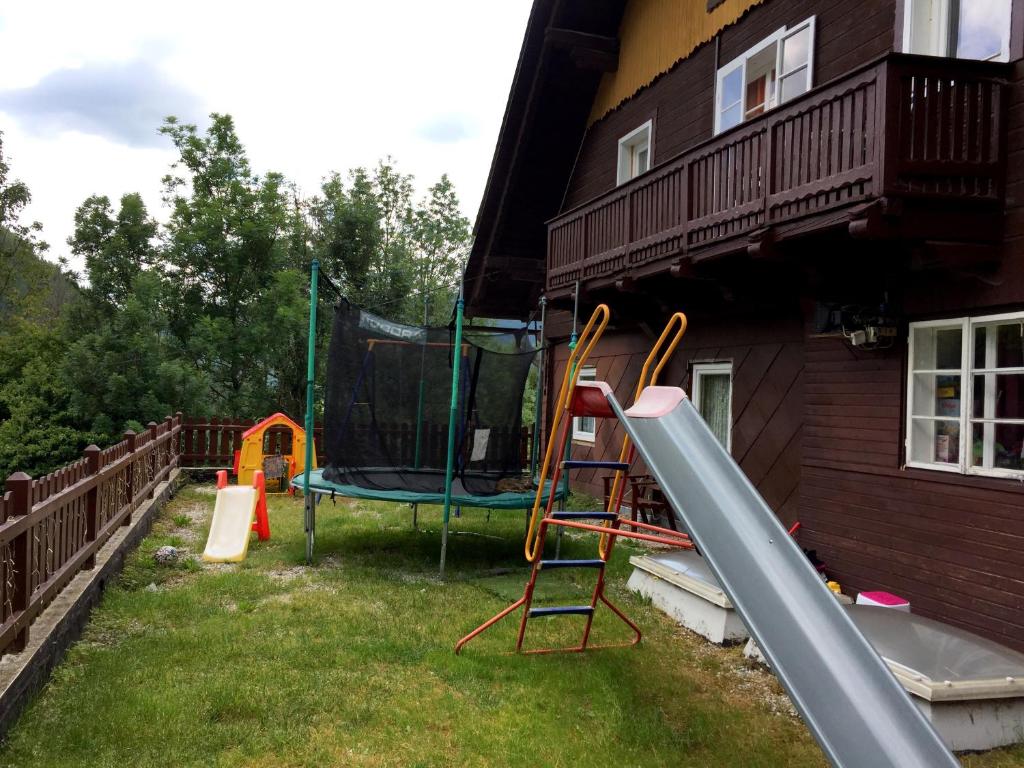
{"left": 456, "top": 309, "right": 693, "bottom": 655}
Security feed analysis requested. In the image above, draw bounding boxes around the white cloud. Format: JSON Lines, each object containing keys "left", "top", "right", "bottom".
{"left": 0, "top": 0, "right": 533, "bottom": 270}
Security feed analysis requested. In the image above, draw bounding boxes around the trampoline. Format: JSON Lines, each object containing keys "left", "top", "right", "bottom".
{"left": 297, "top": 290, "right": 563, "bottom": 570}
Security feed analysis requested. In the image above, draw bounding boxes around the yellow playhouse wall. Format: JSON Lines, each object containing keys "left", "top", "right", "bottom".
{"left": 590, "top": 0, "right": 765, "bottom": 123}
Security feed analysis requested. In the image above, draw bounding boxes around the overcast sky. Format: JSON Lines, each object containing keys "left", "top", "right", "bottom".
{"left": 0, "top": 0, "right": 533, "bottom": 272}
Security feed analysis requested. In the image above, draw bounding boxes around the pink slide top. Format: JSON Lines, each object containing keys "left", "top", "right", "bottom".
{"left": 624, "top": 386, "right": 688, "bottom": 419}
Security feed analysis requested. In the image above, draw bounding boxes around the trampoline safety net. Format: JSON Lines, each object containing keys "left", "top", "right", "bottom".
{"left": 323, "top": 300, "right": 538, "bottom": 496}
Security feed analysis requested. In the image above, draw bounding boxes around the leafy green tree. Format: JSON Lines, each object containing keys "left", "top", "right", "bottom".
{"left": 0, "top": 325, "right": 89, "bottom": 480}
{"left": 61, "top": 270, "right": 208, "bottom": 440}
{"left": 0, "top": 131, "right": 54, "bottom": 322}
{"left": 410, "top": 174, "right": 470, "bottom": 324}
{"left": 159, "top": 114, "right": 290, "bottom": 414}
{"left": 69, "top": 193, "right": 157, "bottom": 310}
{"left": 309, "top": 169, "right": 382, "bottom": 298}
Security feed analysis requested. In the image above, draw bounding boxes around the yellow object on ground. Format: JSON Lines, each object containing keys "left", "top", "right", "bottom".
{"left": 202, "top": 486, "right": 260, "bottom": 563}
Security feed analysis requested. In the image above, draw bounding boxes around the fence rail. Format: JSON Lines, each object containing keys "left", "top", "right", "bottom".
{"left": 547, "top": 53, "right": 1008, "bottom": 291}
{"left": 178, "top": 419, "right": 534, "bottom": 471}
{"left": 0, "top": 414, "right": 183, "bottom": 658}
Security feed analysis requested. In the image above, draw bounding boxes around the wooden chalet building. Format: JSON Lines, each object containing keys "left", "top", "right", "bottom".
{"left": 465, "top": 0, "right": 1024, "bottom": 652}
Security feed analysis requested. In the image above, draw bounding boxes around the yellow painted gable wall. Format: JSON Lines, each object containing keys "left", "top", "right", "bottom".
{"left": 590, "top": 0, "right": 765, "bottom": 123}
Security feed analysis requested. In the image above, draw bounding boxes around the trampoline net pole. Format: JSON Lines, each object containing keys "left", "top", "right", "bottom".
{"left": 303, "top": 259, "right": 320, "bottom": 565}
{"left": 440, "top": 285, "right": 465, "bottom": 576}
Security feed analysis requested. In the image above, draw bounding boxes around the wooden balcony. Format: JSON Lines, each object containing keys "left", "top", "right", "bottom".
{"left": 547, "top": 53, "right": 1009, "bottom": 294}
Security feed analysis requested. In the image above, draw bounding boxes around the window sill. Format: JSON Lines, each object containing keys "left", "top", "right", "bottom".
{"left": 901, "top": 464, "right": 1024, "bottom": 491}
{"left": 572, "top": 436, "right": 596, "bottom": 446}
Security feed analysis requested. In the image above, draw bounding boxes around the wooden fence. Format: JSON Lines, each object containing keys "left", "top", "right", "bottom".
{"left": 0, "top": 413, "right": 534, "bottom": 658}
{"left": 178, "top": 418, "right": 534, "bottom": 470}
{"left": 0, "top": 414, "right": 183, "bottom": 658}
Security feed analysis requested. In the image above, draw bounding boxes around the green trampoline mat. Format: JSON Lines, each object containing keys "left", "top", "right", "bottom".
{"left": 291, "top": 469, "right": 564, "bottom": 510}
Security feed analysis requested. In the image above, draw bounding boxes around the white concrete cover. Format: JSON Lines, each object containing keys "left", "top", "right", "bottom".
{"left": 845, "top": 606, "right": 1024, "bottom": 702}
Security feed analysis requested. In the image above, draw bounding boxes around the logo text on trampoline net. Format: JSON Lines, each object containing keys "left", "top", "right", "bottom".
{"left": 360, "top": 312, "right": 427, "bottom": 343}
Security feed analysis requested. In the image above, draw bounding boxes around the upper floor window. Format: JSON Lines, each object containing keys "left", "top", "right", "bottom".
{"left": 903, "top": 0, "right": 1012, "bottom": 62}
{"left": 574, "top": 366, "right": 598, "bottom": 442}
{"left": 907, "top": 312, "right": 1024, "bottom": 478}
{"left": 714, "top": 17, "right": 816, "bottom": 135}
{"left": 617, "top": 121, "right": 652, "bottom": 185}
{"left": 692, "top": 362, "right": 733, "bottom": 451}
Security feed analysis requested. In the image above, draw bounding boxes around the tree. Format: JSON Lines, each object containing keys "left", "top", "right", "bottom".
{"left": 0, "top": 132, "right": 53, "bottom": 320}
{"left": 159, "top": 114, "right": 290, "bottom": 414}
{"left": 62, "top": 270, "right": 207, "bottom": 439}
{"left": 309, "top": 169, "right": 383, "bottom": 299}
{"left": 69, "top": 193, "right": 157, "bottom": 310}
{"left": 410, "top": 174, "right": 470, "bottom": 324}
{"left": 0, "top": 325, "right": 89, "bottom": 480}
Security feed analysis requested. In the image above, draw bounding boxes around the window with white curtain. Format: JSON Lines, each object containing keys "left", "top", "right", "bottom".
{"left": 714, "top": 17, "right": 816, "bottom": 135}
{"left": 692, "top": 362, "right": 733, "bottom": 451}
{"left": 573, "top": 366, "right": 598, "bottom": 442}
{"left": 903, "top": 0, "right": 1012, "bottom": 61}
{"left": 907, "top": 312, "right": 1024, "bottom": 477}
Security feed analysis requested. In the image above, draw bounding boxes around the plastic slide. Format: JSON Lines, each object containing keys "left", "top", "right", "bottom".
{"left": 596, "top": 383, "right": 958, "bottom": 768}
{"left": 202, "top": 470, "right": 270, "bottom": 563}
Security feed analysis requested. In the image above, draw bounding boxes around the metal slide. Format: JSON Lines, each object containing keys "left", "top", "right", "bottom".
{"left": 604, "top": 384, "right": 958, "bottom": 768}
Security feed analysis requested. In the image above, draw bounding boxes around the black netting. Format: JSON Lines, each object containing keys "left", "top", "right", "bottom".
{"left": 322, "top": 300, "right": 538, "bottom": 495}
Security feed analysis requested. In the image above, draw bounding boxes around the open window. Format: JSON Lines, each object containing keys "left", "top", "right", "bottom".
{"left": 617, "top": 121, "right": 652, "bottom": 185}
{"left": 573, "top": 366, "right": 598, "bottom": 442}
{"left": 714, "top": 17, "right": 815, "bottom": 135}
{"left": 907, "top": 312, "right": 1024, "bottom": 477}
{"left": 903, "top": 0, "right": 1012, "bottom": 61}
{"left": 692, "top": 362, "right": 733, "bottom": 451}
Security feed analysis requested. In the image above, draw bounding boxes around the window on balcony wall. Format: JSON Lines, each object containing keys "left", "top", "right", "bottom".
{"left": 617, "top": 121, "right": 652, "bottom": 185}
{"left": 714, "top": 17, "right": 816, "bottom": 135}
{"left": 692, "top": 362, "right": 733, "bottom": 451}
{"left": 903, "top": 0, "right": 1012, "bottom": 61}
{"left": 907, "top": 312, "right": 1024, "bottom": 477}
{"left": 573, "top": 366, "right": 598, "bottom": 442}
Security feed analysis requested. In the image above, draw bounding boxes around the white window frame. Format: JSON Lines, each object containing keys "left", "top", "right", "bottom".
{"left": 777, "top": 17, "right": 817, "bottom": 105}
{"left": 616, "top": 120, "right": 653, "bottom": 186}
{"left": 692, "top": 362, "right": 734, "bottom": 452}
{"left": 573, "top": 366, "right": 598, "bottom": 443}
{"left": 902, "top": 0, "right": 1012, "bottom": 62}
{"left": 906, "top": 311, "right": 1024, "bottom": 479}
{"left": 713, "top": 17, "right": 815, "bottom": 135}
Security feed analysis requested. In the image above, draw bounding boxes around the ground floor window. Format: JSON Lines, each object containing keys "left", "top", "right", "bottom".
{"left": 573, "top": 366, "right": 598, "bottom": 442}
{"left": 692, "top": 362, "right": 733, "bottom": 451}
{"left": 907, "top": 312, "right": 1024, "bottom": 477}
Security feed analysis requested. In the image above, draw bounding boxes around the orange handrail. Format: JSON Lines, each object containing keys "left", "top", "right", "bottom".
{"left": 599, "top": 312, "right": 688, "bottom": 558}
{"left": 524, "top": 304, "right": 610, "bottom": 563}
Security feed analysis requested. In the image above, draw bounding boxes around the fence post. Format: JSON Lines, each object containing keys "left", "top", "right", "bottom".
{"left": 83, "top": 446, "right": 102, "bottom": 570}
{"left": 147, "top": 422, "right": 159, "bottom": 497}
{"left": 163, "top": 416, "right": 173, "bottom": 474}
{"left": 6, "top": 472, "right": 32, "bottom": 652}
{"left": 123, "top": 430, "right": 136, "bottom": 526}
{"left": 172, "top": 413, "right": 183, "bottom": 468}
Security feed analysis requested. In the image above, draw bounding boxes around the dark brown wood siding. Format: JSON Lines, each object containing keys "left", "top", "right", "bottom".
{"left": 563, "top": 0, "right": 898, "bottom": 210}
{"left": 800, "top": 337, "right": 1024, "bottom": 653}
{"left": 549, "top": 311, "right": 804, "bottom": 527}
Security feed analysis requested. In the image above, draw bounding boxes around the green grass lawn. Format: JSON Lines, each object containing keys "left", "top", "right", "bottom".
{"left": 1, "top": 484, "right": 1022, "bottom": 767}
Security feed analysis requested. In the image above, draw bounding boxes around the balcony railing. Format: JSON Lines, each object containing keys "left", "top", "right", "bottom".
{"left": 547, "top": 53, "right": 1008, "bottom": 292}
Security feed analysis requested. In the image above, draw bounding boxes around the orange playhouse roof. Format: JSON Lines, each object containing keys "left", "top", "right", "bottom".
{"left": 242, "top": 413, "right": 306, "bottom": 440}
